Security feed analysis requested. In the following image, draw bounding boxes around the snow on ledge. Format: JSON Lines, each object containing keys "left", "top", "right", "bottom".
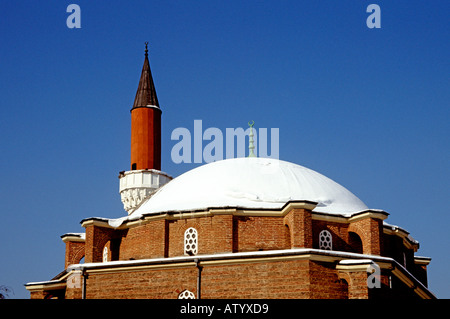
{"left": 66, "top": 248, "right": 394, "bottom": 272}
{"left": 338, "top": 259, "right": 375, "bottom": 265}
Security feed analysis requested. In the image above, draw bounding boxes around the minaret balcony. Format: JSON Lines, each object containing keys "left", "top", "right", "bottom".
{"left": 119, "top": 169, "right": 172, "bottom": 214}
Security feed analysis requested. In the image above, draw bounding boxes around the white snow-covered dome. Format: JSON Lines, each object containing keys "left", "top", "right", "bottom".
{"left": 130, "top": 157, "right": 368, "bottom": 218}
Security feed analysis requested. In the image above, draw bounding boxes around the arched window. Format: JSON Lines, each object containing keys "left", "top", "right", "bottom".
{"left": 319, "top": 230, "right": 332, "bottom": 250}
{"left": 178, "top": 290, "right": 195, "bottom": 299}
{"left": 102, "top": 246, "right": 108, "bottom": 262}
{"left": 284, "top": 224, "right": 292, "bottom": 249}
{"left": 184, "top": 227, "right": 198, "bottom": 255}
{"left": 349, "top": 232, "right": 363, "bottom": 254}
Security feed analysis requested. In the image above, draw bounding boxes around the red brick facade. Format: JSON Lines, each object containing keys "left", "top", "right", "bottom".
{"left": 27, "top": 203, "right": 434, "bottom": 299}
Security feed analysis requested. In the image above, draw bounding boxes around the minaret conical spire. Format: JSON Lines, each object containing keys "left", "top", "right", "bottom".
{"left": 132, "top": 42, "right": 159, "bottom": 109}
{"left": 119, "top": 43, "right": 171, "bottom": 215}
{"left": 129, "top": 42, "right": 162, "bottom": 171}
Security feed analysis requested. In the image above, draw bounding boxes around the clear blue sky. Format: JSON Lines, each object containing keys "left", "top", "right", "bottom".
{"left": 0, "top": 1, "right": 448, "bottom": 299}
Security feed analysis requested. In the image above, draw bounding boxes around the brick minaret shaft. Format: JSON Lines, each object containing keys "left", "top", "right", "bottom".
{"left": 130, "top": 43, "right": 161, "bottom": 171}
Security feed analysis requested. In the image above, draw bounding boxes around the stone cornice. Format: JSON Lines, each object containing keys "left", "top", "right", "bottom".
{"left": 80, "top": 200, "right": 319, "bottom": 229}
{"left": 80, "top": 205, "right": 389, "bottom": 231}
{"left": 383, "top": 224, "right": 419, "bottom": 251}
{"left": 61, "top": 233, "right": 86, "bottom": 243}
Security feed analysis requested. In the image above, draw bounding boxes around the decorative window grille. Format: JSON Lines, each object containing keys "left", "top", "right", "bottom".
{"left": 184, "top": 227, "right": 198, "bottom": 255}
{"left": 102, "top": 246, "right": 108, "bottom": 262}
{"left": 319, "top": 230, "right": 332, "bottom": 250}
{"left": 178, "top": 290, "right": 195, "bottom": 299}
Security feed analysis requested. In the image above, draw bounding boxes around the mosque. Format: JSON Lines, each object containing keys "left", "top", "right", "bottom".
{"left": 25, "top": 45, "right": 435, "bottom": 299}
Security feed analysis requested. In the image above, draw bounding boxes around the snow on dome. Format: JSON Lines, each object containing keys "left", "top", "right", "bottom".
{"left": 124, "top": 157, "right": 368, "bottom": 222}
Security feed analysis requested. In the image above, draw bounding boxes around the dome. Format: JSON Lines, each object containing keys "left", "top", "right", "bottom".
{"left": 130, "top": 157, "right": 368, "bottom": 219}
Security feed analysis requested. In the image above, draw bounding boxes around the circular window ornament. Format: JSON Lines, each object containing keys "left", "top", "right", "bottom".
{"left": 184, "top": 227, "right": 198, "bottom": 255}
{"left": 319, "top": 230, "right": 332, "bottom": 250}
{"left": 178, "top": 290, "right": 195, "bottom": 299}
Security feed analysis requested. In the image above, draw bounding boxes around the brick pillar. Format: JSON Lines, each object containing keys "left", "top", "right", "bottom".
{"left": 29, "top": 290, "right": 50, "bottom": 299}
{"left": 284, "top": 207, "right": 312, "bottom": 248}
{"left": 148, "top": 219, "right": 167, "bottom": 258}
{"left": 341, "top": 271, "right": 369, "bottom": 299}
{"left": 65, "top": 270, "right": 83, "bottom": 299}
{"left": 212, "top": 214, "right": 234, "bottom": 253}
{"left": 368, "top": 218, "right": 383, "bottom": 256}
{"left": 349, "top": 217, "right": 383, "bottom": 256}
{"left": 64, "top": 241, "right": 85, "bottom": 268}
{"left": 337, "top": 260, "right": 382, "bottom": 299}
{"left": 84, "top": 223, "right": 114, "bottom": 263}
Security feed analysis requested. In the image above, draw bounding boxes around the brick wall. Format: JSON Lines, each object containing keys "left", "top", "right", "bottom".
{"left": 312, "top": 220, "right": 350, "bottom": 251}
{"left": 119, "top": 219, "right": 167, "bottom": 260}
{"left": 81, "top": 209, "right": 391, "bottom": 264}
{"left": 73, "top": 259, "right": 359, "bottom": 299}
{"left": 77, "top": 259, "right": 315, "bottom": 299}
{"left": 202, "top": 259, "right": 311, "bottom": 299}
{"left": 310, "top": 261, "right": 348, "bottom": 299}
{"left": 50, "top": 208, "right": 428, "bottom": 299}
{"left": 32, "top": 256, "right": 428, "bottom": 299}
{"left": 168, "top": 214, "right": 233, "bottom": 257}
{"left": 84, "top": 267, "right": 197, "bottom": 299}
{"left": 234, "top": 216, "right": 290, "bottom": 252}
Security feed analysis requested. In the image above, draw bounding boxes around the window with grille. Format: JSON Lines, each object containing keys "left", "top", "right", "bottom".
{"left": 319, "top": 230, "right": 332, "bottom": 250}
{"left": 178, "top": 290, "right": 195, "bottom": 299}
{"left": 184, "top": 227, "right": 198, "bottom": 255}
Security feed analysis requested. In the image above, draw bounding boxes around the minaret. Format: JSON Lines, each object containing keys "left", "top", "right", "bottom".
{"left": 119, "top": 43, "right": 172, "bottom": 214}
{"left": 130, "top": 42, "right": 161, "bottom": 171}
